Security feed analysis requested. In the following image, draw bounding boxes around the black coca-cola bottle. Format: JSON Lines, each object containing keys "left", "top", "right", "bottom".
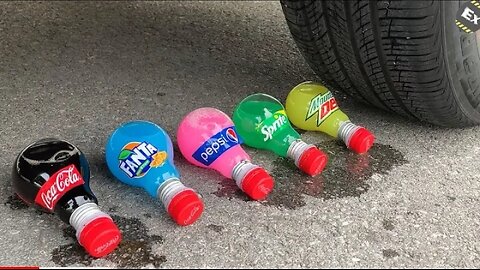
{"left": 12, "top": 138, "right": 122, "bottom": 258}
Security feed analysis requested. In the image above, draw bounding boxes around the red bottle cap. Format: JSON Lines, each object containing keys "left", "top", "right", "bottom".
{"left": 348, "top": 127, "right": 375, "bottom": 154}
{"left": 298, "top": 147, "right": 328, "bottom": 177}
{"left": 78, "top": 217, "right": 122, "bottom": 258}
{"left": 241, "top": 167, "right": 274, "bottom": 201}
{"left": 167, "top": 189, "right": 204, "bottom": 226}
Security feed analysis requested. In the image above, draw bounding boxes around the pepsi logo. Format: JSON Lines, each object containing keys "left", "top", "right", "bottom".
{"left": 226, "top": 128, "right": 238, "bottom": 143}
{"left": 192, "top": 126, "right": 242, "bottom": 166}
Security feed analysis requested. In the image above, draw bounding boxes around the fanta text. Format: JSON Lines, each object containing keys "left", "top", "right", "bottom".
{"left": 119, "top": 142, "right": 158, "bottom": 178}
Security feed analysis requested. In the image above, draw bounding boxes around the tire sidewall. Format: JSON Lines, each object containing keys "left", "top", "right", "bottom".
{"left": 443, "top": 0, "right": 480, "bottom": 123}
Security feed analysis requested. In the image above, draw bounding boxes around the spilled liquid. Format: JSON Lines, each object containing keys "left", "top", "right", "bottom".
{"left": 214, "top": 140, "right": 407, "bottom": 209}
{"left": 207, "top": 224, "right": 224, "bottom": 233}
{"left": 4, "top": 194, "right": 166, "bottom": 267}
{"left": 382, "top": 249, "right": 400, "bottom": 258}
{"left": 5, "top": 194, "right": 48, "bottom": 216}
{"left": 4, "top": 194, "right": 29, "bottom": 210}
{"left": 382, "top": 219, "right": 395, "bottom": 231}
{"left": 51, "top": 215, "right": 166, "bottom": 267}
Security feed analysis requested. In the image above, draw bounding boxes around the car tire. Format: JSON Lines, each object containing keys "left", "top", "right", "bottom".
{"left": 280, "top": 0, "right": 480, "bottom": 127}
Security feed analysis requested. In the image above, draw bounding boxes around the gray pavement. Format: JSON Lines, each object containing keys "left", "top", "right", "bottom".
{"left": 1, "top": 1, "right": 479, "bottom": 268}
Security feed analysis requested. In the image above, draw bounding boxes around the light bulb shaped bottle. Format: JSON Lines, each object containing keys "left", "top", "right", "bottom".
{"left": 285, "top": 81, "right": 375, "bottom": 154}
{"left": 12, "top": 138, "right": 122, "bottom": 258}
{"left": 233, "top": 94, "right": 328, "bottom": 177}
{"left": 177, "top": 107, "right": 274, "bottom": 201}
{"left": 105, "top": 120, "right": 204, "bottom": 226}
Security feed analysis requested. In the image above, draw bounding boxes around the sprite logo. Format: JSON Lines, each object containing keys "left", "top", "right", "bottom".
{"left": 306, "top": 91, "right": 338, "bottom": 126}
{"left": 258, "top": 110, "right": 288, "bottom": 141}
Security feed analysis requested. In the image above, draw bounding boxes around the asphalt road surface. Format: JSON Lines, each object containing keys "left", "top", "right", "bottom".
{"left": 1, "top": 1, "right": 480, "bottom": 268}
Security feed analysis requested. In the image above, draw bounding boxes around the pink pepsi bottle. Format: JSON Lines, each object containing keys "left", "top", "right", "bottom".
{"left": 177, "top": 107, "right": 274, "bottom": 201}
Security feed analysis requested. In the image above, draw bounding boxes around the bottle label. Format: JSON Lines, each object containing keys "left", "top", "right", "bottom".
{"left": 258, "top": 110, "right": 288, "bottom": 141}
{"left": 305, "top": 91, "right": 338, "bottom": 126}
{"left": 34, "top": 164, "right": 85, "bottom": 211}
{"left": 192, "top": 126, "right": 242, "bottom": 166}
{"left": 118, "top": 141, "right": 168, "bottom": 178}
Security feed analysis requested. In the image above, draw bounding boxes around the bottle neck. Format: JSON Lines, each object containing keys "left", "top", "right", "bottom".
{"left": 156, "top": 178, "right": 189, "bottom": 209}
{"left": 287, "top": 139, "right": 314, "bottom": 167}
{"left": 338, "top": 121, "right": 360, "bottom": 147}
{"left": 53, "top": 185, "right": 98, "bottom": 224}
{"left": 69, "top": 202, "right": 110, "bottom": 241}
{"left": 231, "top": 160, "right": 258, "bottom": 189}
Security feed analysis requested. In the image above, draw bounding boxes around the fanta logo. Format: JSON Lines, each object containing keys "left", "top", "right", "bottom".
{"left": 226, "top": 128, "right": 238, "bottom": 143}
{"left": 35, "top": 164, "right": 85, "bottom": 211}
{"left": 118, "top": 141, "right": 167, "bottom": 178}
{"left": 259, "top": 110, "right": 288, "bottom": 142}
{"left": 306, "top": 92, "right": 338, "bottom": 126}
{"left": 192, "top": 126, "right": 242, "bottom": 166}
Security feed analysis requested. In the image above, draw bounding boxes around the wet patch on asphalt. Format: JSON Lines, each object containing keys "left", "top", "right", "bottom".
{"left": 4, "top": 195, "right": 166, "bottom": 267}
{"left": 207, "top": 224, "right": 224, "bottom": 233}
{"left": 51, "top": 215, "right": 166, "bottom": 267}
{"left": 108, "top": 206, "right": 119, "bottom": 213}
{"left": 213, "top": 179, "right": 250, "bottom": 202}
{"left": 446, "top": 196, "right": 456, "bottom": 201}
{"left": 214, "top": 141, "right": 407, "bottom": 209}
{"left": 383, "top": 249, "right": 400, "bottom": 258}
{"left": 4, "top": 194, "right": 29, "bottom": 210}
{"left": 5, "top": 194, "right": 48, "bottom": 216}
{"left": 382, "top": 219, "right": 395, "bottom": 231}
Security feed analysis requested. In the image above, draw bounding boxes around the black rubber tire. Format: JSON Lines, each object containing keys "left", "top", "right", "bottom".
{"left": 280, "top": 0, "right": 480, "bottom": 127}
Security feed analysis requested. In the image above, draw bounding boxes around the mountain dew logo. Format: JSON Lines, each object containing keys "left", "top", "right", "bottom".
{"left": 306, "top": 91, "right": 338, "bottom": 126}
{"left": 258, "top": 110, "right": 288, "bottom": 141}
{"left": 118, "top": 141, "right": 168, "bottom": 178}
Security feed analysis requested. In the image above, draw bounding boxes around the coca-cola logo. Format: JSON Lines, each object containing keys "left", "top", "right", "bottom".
{"left": 94, "top": 234, "right": 121, "bottom": 255}
{"left": 35, "top": 164, "right": 85, "bottom": 211}
{"left": 183, "top": 205, "right": 201, "bottom": 225}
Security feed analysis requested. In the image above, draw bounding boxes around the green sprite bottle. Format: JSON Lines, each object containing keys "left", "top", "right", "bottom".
{"left": 232, "top": 93, "right": 328, "bottom": 176}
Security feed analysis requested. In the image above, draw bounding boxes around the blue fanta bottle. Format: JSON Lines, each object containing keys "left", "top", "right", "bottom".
{"left": 105, "top": 120, "right": 204, "bottom": 226}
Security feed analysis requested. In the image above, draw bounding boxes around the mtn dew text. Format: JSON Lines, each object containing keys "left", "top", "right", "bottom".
{"left": 306, "top": 91, "right": 339, "bottom": 126}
